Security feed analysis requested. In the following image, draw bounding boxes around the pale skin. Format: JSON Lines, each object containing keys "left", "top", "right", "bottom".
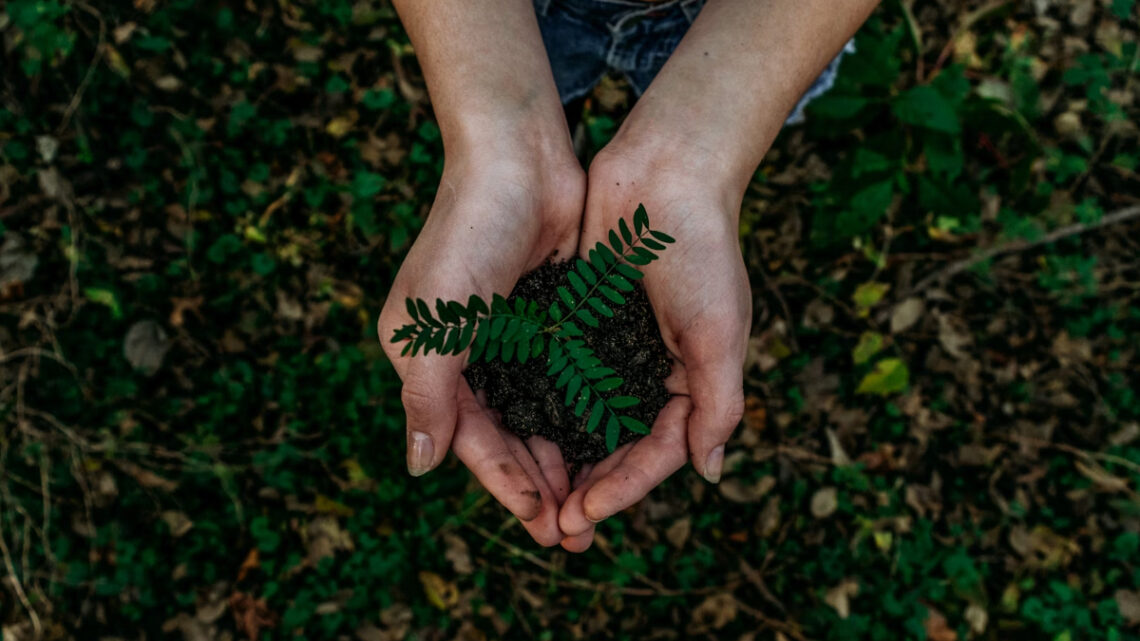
{"left": 377, "top": 0, "right": 880, "bottom": 550}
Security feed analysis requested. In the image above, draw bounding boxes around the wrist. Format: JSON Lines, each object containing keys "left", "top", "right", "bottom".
{"left": 605, "top": 102, "right": 766, "bottom": 205}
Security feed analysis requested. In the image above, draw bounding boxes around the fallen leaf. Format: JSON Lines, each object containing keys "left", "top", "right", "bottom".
{"left": 688, "top": 593, "right": 738, "bottom": 633}
{"left": 965, "top": 604, "right": 988, "bottom": 634}
{"left": 923, "top": 606, "right": 957, "bottom": 641}
{"left": 890, "top": 298, "right": 924, "bottom": 333}
{"left": 811, "top": 487, "right": 838, "bottom": 519}
{"left": 665, "top": 517, "right": 691, "bottom": 549}
{"left": 824, "top": 579, "right": 859, "bottom": 619}
{"left": 419, "top": 571, "right": 458, "bottom": 610}
{"left": 443, "top": 533, "right": 473, "bottom": 575}
{"left": 1115, "top": 589, "right": 1140, "bottom": 625}
{"left": 124, "top": 319, "right": 171, "bottom": 375}
{"left": 0, "top": 235, "right": 38, "bottom": 289}
{"left": 228, "top": 592, "right": 278, "bottom": 641}
{"left": 161, "top": 510, "right": 194, "bottom": 537}
{"left": 856, "top": 358, "right": 910, "bottom": 396}
{"left": 852, "top": 331, "right": 885, "bottom": 365}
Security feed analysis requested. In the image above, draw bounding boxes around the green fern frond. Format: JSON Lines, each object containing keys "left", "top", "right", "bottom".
{"left": 388, "top": 204, "right": 674, "bottom": 452}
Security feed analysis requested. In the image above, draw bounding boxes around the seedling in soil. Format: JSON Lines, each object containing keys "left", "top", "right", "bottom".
{"left": 390, "top": 205, "right": 674, "bottom": 456}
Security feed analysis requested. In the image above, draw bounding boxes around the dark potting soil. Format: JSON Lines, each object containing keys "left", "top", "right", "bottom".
{"left": 463, "top": 261, "right": 672, "bottom": 464}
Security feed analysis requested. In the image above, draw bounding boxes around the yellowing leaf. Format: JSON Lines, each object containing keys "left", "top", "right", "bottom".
{"left": 852, "top": 282, "right": 890, "bottom": 317}
{"left": 314, "top": 494, "right": 355, "bottom": 517}
{"left": 856, "top": 358, "right": 910, "bottom": 396}
{"left": 852, "top": 331, "right": 885, "bottom": 365}
{"left": 418, "top": 571, "right": 458, "bottom": 610}
{"left": 326, "top": 113, "right": 358, "bottom": 138}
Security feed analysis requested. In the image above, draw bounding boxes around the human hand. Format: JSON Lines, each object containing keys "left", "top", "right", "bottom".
{"left": 557, "top": 143, "right": 751, "bottom": 552}
{"left": 378, "top": 145, "right": 585, "bottom": 546}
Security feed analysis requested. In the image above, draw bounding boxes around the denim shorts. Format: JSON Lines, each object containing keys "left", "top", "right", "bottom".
{"left": 533, "top": 0, "right": 854, "bottom": 125}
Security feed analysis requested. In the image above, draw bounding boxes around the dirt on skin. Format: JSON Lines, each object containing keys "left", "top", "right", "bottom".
{"left": 463, "top": 260, "right": 672, "bottom": 464}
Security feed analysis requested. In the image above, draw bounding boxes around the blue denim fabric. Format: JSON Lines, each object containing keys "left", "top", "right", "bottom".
{"left": 533, "top": 0, "right": 854, "bottom": 125}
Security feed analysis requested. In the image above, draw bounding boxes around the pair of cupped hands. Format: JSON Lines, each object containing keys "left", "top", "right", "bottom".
{"left": 377, "top": 132, "right": 752, "bottom": 552}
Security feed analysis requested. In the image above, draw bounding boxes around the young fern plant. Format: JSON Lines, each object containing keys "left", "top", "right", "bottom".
{"left": 390, "top": 204, "right": 675, "bottom": 452}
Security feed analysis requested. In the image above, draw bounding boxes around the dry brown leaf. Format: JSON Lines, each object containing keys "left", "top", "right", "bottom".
{"left": 890, "top": 298, "right": 925, "bottom": 333}
{"left": 665, "top": 517, "right": 692, "bottom": 549}
{"left": 923, "top": 607, "right": 957, "bottom": 641}
{"left": 688, "top": 593, "right": 738, "bottom": 633}
{"left": 1115, "top": 589, "right": 1140, "bottom": 625}
{"left": 824, "top": 579, "right": 859, "bottom": 619}
{"left": 811, "top": 487, "right": 838, "bottom": 519}
{"left": 419, "top": 571, "right": 459, "bottom": 611}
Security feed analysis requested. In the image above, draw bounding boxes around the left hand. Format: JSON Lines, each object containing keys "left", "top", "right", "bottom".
{"left": 557, "top": 141, "right": 752, "bottom": 552}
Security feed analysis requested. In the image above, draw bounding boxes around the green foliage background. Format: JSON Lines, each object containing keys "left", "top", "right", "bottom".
{"left": 1, "top": 0, "right": 1138, "bottom": 639}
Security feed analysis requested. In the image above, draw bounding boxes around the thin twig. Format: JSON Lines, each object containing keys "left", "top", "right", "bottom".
{"left": 57, "top": 2, "right": 107, "bottom": 133}
{"left": 904, "top": 204, "right": 1140, "bottom": 298}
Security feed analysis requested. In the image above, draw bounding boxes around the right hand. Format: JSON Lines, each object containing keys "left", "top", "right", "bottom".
{"left": 377, "top": 145, "right": 585, "bottom": 546}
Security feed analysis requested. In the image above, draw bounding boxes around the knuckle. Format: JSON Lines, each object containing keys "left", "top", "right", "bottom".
{"left": 400, "top": 382, "right": 439, "bottom": 419}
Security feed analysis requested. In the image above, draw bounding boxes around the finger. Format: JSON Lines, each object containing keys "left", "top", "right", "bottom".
{"left": 560, "top": 528, "right": 595, "bottom": 553}
{"left": 503, "top": 434, "right": 565, "bottom": 547}
{"left": 528, "top": 436, "right": 571, "bottom": 503}
{"left": 579, "top": 396, "right": 692, "bottom": 522}
{"left": 558, "top": 444, "right": 634, "bottom": 537}
{"left": 681, "top": 330, "right": 746, "bottom": 484}
{"left": 451, "top": 385, "right": 545, "bottom": 523}
{"left": 398, "top": 356, "right": 465, "bottom": 476}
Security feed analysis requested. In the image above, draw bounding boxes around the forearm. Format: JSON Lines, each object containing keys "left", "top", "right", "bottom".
{"left": 392, "top": 0, "right": 571, "bottom": 159}
{"left": 612, "top": 0, "right": 879, "bottom": 197}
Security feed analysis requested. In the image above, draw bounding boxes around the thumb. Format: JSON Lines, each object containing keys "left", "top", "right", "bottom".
{"left": 682, "top": 326, "right": 746, "bottom": 484}
{"left": 399, "top": 356, "right": 464, "bottom": 476}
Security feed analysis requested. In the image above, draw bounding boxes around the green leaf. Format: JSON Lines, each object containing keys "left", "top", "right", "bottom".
{"left": 856, "top": 358, "right": 910, "bottom": 396}
{"left": 561, "top": 322, "right": 583, "bottom": 337}
{"left": 575, "top": 309, "right": 599, "bottom": 328}
{"left": 589, "top": 248, "right": 606, "bottom": 273}
{"left": 619, "top": 416, "right": 650, "bottom": 434}
{"left": 546, "top": 355, "right": 568, "bottom": 376}
{"left": 596, "top": 377, "right": 623, "bottom": 392}
{"left": 437, "top": 298, "right": 459, "bottom": 324}
{"left": 634, "top": 204, "right": 649, "bottom": 234}
{"left": 642, "top": 237, "right": 666, "bottom": 251}
{"left": 467, "top": 295, "right": 488, "bottom": 317}
{"left": 406, "top": 298, "right": 419, "bottom": 321}
{"left": 573, "top": 387, "right": 589, "bottom": 416}
{"left": 565, "top": 376, "right": 583, "bottom": 406}
{"left": 587, "top": 400, "right": 606, "bottom": 433}
{"left": 576, "top": 259, "right": 597, "bottom": 285}
{"left": 491, "top": 293, "right": 510, "bottom": 313}
{"left": 619, "top": 218, "right": 633, "bottom": 245}
{"left": 605, "top": 414, "right": 620, "bottom": 452}
{"left": 457, "top": 321, "right": 475, "bottom": 353}
{"left": 567, "top": 271, "right": 587, "bottom": 297}
{"left": 608, "top": 229, "right": 623, "bottom": 255}
{"left": 649, "top": 230, "right": 675, "bottom": 244}
{"left": 440, "top": 327, "right": 457, "bottom": 354}
{"left": 501, "top": 338, "right": 516, "bottom": 363}
{"left": 607, "top": 274, "right": 634, "bottom": 292}
{"left": 555, "top": 368, "right": 574, "bottom": 389}
{"left": 416, "top": 299, "right": 435, "bottom": 326}
{"left": 401, "top": 341, "right": 413, "bottom": 357}
{"left": 587, "top": 297, "right": 613, "bottom": 318}
{"left": 598, "top": 285, "right": 626, "bottom": 305}
{"left": 892, "top": 85, "right": 961, "bottom": 135}
{"left": 490, "top": 316, "right": 506, "bottom": 339}
{"left": 484, "top": 338, "right": 500, "bottom": 362}
{"left": 852, "top": 331, "right": 885, "bottom": 365}
{"left": 609, "top": 396, "right": 639, "bottom": 409}
{"left": 550, "top": 301, "right": 563, "bottom": 322}
{"left": 584, "top": 366, "right": 615, "bottom": 379}
{"left": 517, "top": 335, "right": 531, "bottom": 364}
{"left": 597, "top": 243, "right": 617, "bottom": 265}
{"left": 502, "top": 318, "right": 522, "bottom": 342}
{"left": 558, "top": 286, "right": 576, "bottom": 308}
{"left": 615, "top": 263, "right": 643, "bottom": 280}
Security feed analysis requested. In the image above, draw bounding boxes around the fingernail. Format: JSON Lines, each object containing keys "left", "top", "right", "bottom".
{"left": 408, "top": 431, "right": 434, "bottom": 477}
{"left": 586, "top": 514, "right": 605, "bottom": 524}
{"left": 703, "top": 445, "right": 724, "bottom": 484}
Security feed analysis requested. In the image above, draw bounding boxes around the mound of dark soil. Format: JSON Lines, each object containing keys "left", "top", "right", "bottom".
{"left": 463, "top": 261, "right": 672, "bottom": 464}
